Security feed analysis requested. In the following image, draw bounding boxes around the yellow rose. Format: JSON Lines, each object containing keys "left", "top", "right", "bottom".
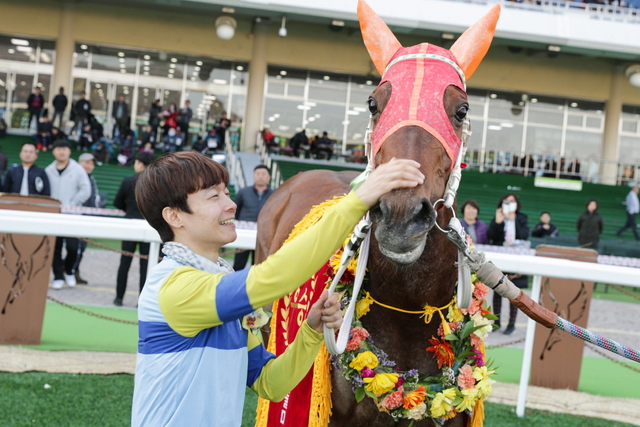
{"left": 356, "top": 294, "right": 374, "bottom": 319}
{"left": 349, "top": 351, "right": 379, "bottom": 371}
{"left": 363, "top": 372, "right": 399, "bottom": 395}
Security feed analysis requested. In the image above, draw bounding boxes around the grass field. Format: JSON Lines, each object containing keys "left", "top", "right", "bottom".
{"left": 0, "top": 372, "right": 634, "bottom": 427}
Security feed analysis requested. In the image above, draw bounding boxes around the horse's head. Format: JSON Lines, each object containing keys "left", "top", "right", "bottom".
{"left": 359, "top": 0, "right": 499, "bottom": 265}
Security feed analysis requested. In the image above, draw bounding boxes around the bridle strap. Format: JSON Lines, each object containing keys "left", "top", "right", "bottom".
{"left": 383, "top": 53, "right": 467, "bottom": 91}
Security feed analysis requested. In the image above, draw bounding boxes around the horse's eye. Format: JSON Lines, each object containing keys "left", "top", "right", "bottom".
{"left": 367, "top": 98, "right": 379, "bottom": 116}
{"left": 455, "top": 105, "right": 468, "bottom": 122}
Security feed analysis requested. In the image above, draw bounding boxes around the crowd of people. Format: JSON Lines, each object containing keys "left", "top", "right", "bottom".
{"left": 263, "top": 128, "right": 336, "bottom": 161}
{"left": 27, "top": 86, "right": 232, "bottom": 167}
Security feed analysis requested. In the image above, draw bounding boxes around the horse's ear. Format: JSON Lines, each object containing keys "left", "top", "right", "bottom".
{"left": 358, "top": 0, "right": 402, "bottom": 76}
{"left": 450, "top": 5, "right": 500, "bottom": 80}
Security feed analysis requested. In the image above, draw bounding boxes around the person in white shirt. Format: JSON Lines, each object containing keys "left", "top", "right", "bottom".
{"left": 45, "top": 140, "right": 92, "bottom": 289}
{"left": 615, "top": 187, "right": 640, "bottom": 240}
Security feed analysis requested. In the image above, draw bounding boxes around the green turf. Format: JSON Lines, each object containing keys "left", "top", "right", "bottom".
{"left": 0, "top": 372, "right": 633, "bottom": 427}
{"left": 486, "top": 346, "right": 640, "bottom": 399}
{"left": 24, "top": 302, "right": 138, "bottom": 353}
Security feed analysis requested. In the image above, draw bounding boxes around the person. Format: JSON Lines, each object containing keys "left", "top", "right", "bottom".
{"left": 289, "top": 129, "right": 309, "bottom": 158}
{"left": 51, "top": 87, "right": 68, "bottom": 129}
{"left": 78, "top": 123, "right": 97, "bottom": 151}
{"left": 578, "top": 199, "right": 604, "bottom": 249}
{"left": 130, "top": 151, "right": 424, "bottom": 426}
{"left": 112, "top": 94, "right": 129, "bottom": 136}
{"left": 141, "top": 125, "right": 156, "bottom": 149}
{"left": 162, "top": 127, "right": 183, "bottom": 154}
{"left": 177, "top": 100, "right": 193, "bottom": 144}
{"left": 51, "top": 126, "right": 67, "bottom": 144}
{"left": 45, "top": 140, "right": 92, "bottom": 290}
{"left": 35, "top": 116, "right": 53, "bottom": 151}
{"left": 615, "top": 187, "right": 640, "bottom": 240}
{"left": 233, "top": 165, "right": 274, "bottom": 271}
{"left": 148, "top": 99, "right": 162, "bottom": 137}
{"left": 459, "top": 199, "right": 488, "bottom": 244}
{"left": 214, "top": 112, "right": 231, "bottom": 150}
{"left": 162, "top": 103, "right": 178, "bottom": 136}
{"left": 139, "top": 141, "right": 155, "bottom": 154}
{"left": 204, "top": 128, "right": 221, "bottom": 151}
{"left": 116, "top": 127, "right": 136, "bottom": 165}
{"left": 74, "top": 91, "right": 92, "bottom": 135}
{"left": 488, "top": 193, "right": 529, "bottom": 335}
{"left": 0, "top": 146, "right": 7, "bottom": 184}
{"left": 191, "top": 136, "right": 207, "bottom": 154}
{"left": 93, "top": 140, "right": 111, "bottom": 165}
{"left": 531, "top": 212, "right": 559, "bottom": 238}
{"left": 27, "top": 87, "right": 44, "bottom": 131}
{"left": 113, "top": 151, "right": 156, "bottom": 307}
{"left": 3, "top": 143, "right": 50, "bottom": 196}
{"left": 73, "top": 153, "right": 101, "bottom": 285}
{"left": 316, "top": 131, "right": 334, "bottom": 160}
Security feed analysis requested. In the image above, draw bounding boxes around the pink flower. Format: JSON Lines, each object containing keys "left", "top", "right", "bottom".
{"left": 437, "top": 322, "right": 460, "bottom": 338}
{"left": 460, "top": 299, "right": 481, "bottom": 315}
{"left": 361, "top": 367, "right": 376, "bottom": 378}
{"left": 470, "top": 334, "right": 483, "bottom": 350}
{"left": 381, "top": 390, "right": 404, "bottom": 410}
{"left": 457, "top": 365, "right": 475, "bottom": 390}
{"left": 471, "top": 349, "right": 485, "bottom": 367}
{"left": 346, "top": 327, "right": 370, "bottom": 351}
{"left": 396, "top": 377, "right": 405, "bottom": 387}
{"left": 473, "top": 282, "right": 489, "bottom": 300}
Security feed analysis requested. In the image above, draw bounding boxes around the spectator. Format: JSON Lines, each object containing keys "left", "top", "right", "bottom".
{"left": 615, "top": 187, "right": 640, "bottom": 240}
{"left": 92, "top": 140, "right": 111, "bottom": 165}
{"left": 112, "top": 94, "right": 129, "bottom": 136}
{"left": 74, "top": 91, "right": 92, "bottom": 135}
{"left": 78, "top": 123, "right": 97, "bottom": 151}
{"left": 177, "top": 100, "right": 193, "bottom": 144}
{"left": 0, "top": 146, "right": 7, "bottom": 187}
{"left": 45, "top": 140, "right": 92, "bottom": 289}
{"left": 488, "top": 193, "right": 529, "bottom": 335}
{"left": 3, "top": 143, "right": 50, "bottom": 196}
{"left": 35, "top": 116, "right": 53, "bottom": 151}
{"left": 139, "top": 141, "right": 155, "bottom": 154}
{"left": 214, "top": 111, "right": 231, "bottom": 150}
{"left": 459, "top": 199, "right": 489, "bottom": 244}
{"left": 233, "top": 165, "right": 274, "bottom": 271}
{"left": 531, "top": 212, "right": 559, "bottom": 238}
{"left": 116, "top": 127, "right": 136, "bottom": 166}
{"left": 141, "top": 125, "right": 156, "bottom": 149}
{"left": 73, "top": 153, "right": 101, "bottom": 285}
{"left": 51, "top": 87, "right": 68, "bottom": 130}
{"left": 289, "top": 129, "right": 309, "bottom": 158}
{"left": 204, "top": 128, "right": 221, "bottom": 151}
{"left": 162, "top": 103, "right": 178, "bottom": 135}
{"left": 162, "top": 127, "right": 183, "bottom": 154}
{"left": 578, "top": 199, "right": 604, "bottom": 249}
{"left": 27, "top": 87, "right": 44, "bottom": 131}
{"left": 191, "top": 136, "right": 207, "bottom": 154}
{"left": 113, "top": 151, "right": 155, "bottom": 307}
{"left": 316, "top": 131, "right": 334, "bottom": 160}
{"left": 148, "top": 99, "right": 162, "bottom": 137}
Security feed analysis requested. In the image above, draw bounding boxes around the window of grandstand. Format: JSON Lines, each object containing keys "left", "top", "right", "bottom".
{"left": 620, "top": 105, "right": 640, "bottom": 164}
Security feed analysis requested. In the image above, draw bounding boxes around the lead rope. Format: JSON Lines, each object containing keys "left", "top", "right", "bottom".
{"left": 324, "top": 116, "right": 375, "bottom": 355}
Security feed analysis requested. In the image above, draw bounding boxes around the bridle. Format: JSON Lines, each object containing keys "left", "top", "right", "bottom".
{"left": 324, "top": 54, "right": 475, "bottom": 355}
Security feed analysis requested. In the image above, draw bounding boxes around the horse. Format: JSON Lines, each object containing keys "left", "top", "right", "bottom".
{"left": 255, "top": 2, "right": 500, "bottom": 426}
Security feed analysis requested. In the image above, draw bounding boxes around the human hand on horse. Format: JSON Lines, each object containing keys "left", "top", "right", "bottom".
{"left": 307, "top": 290, "right": 343, "bottom": 333}
{"left": 355, "top": 158, "right": 424, "bottom": 207}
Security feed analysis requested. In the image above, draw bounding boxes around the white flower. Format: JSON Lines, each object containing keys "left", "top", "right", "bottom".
{"left": 471, "top": 312, "right": 492, "bottom": 340}
{"left": 406, "top": 402, "right": 427, "bottom": 420}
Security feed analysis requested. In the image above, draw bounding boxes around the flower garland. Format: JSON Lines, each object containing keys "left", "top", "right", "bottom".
{"left": 326, "top": 245, "right": 498, "bottom": 425}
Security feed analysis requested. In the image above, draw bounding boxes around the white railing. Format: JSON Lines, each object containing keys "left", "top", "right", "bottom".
{"left": 12, "top": 208, "right": 636, "bottom": 416}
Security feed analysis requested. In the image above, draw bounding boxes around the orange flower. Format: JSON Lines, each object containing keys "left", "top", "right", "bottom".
{"left": 426, "top": 337, "right": 455, "bottom": 369}
{"left": 403, "top": 385, "right": 426, "bottom": 409}
{"left": 473, "top": 282, "right": 489, "bottom": 300}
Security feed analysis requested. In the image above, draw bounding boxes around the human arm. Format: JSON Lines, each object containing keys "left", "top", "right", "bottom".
{"left": 71, "top": 170, "right": 92, "bottom": 206}
{"left": 515, "top": 213, "right": 529, "bottom": 240}
{"left": 531, "top": 223, "right": 545, "bottom": 238}
{"left": 113, "top": 179, "right": 128, "bottom": 211}
{"left": 598, "top": 216, "right": 604, "bottom": 234}
{"left": 249, "top": 291, "right": 342, "bottom": 401}
{"left": 487, "top": 219, "right": 503, "bottom": 245}
{"left": 40, "top": 170, "right": 51, "bottom": 196}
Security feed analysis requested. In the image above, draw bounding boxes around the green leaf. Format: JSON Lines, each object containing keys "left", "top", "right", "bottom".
{"left": 451, "top": 396, "right": 463, "bottom": 406}
{"left": 364, "top": 389, "right": 377, "bottom": 399}
{"left": 355, "top": 387, "right": 365, "bottom": 403}
{"left": 444, "top": 334, "right": 459, "bottom": 341}
{"left": 457, "top": 351, "right": 477, "bottom": 360}
{"left": 459, "top": 323, "right": 486, "bottom": 340}
{"left": 484, "top": 313, "right": 499, "bottom": 321}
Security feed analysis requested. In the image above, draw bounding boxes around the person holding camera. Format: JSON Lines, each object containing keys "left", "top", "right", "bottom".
{"left": 488, "top": 193, "right": 529, "bottom": 335}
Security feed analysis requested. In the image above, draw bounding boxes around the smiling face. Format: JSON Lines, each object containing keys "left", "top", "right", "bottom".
{"left": 170, "top": 183, "right": 237, "bottom": 256}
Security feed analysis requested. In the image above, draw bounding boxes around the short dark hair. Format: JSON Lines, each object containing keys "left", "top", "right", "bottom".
{"left": 254, "top": 164, "right": 269, "bottom": 173}
{"left": 586, "top": 199, "right": 599, "bottom": 210}
{"left": 135, "top": 152, "right": 229, "bottom": 243}
{"left": 540, "top": 211, "right": 550, "bottom": 216}
{"left": 135, "top": 151, "right": 155, "bottom": 167}
{"left": 460, "top": 199, "right": 480, "bottom": 215}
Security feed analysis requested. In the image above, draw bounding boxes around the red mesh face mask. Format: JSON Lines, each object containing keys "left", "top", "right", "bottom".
{"left": 370, "top": 43, "right": 467, "bottom": 168}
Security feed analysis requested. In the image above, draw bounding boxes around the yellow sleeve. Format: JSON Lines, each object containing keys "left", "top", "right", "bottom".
{"left": 250, "top": 321, "right": 323, "bottom": 401}
{"left": 245, "top": 190, "right": 368, "bottom": 309}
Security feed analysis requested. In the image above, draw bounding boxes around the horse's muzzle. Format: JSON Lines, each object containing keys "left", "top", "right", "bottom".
{"left": 370, "top": 197, "right": 436, "bottom": 265}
